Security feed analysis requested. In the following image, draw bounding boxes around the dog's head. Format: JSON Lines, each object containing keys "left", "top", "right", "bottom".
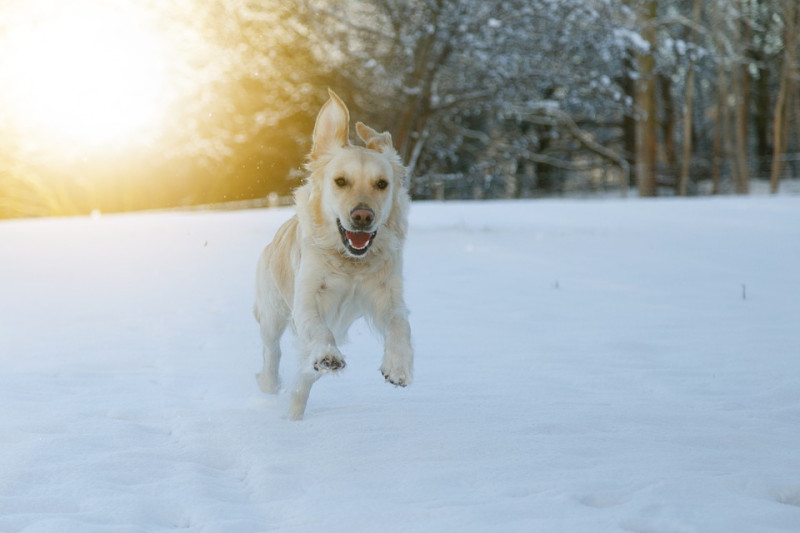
{"left": 304, "top": 90, "right": 406, "bottom": 258}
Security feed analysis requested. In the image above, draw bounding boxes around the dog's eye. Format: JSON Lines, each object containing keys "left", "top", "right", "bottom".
{"left": 375, "top": 179, "right": 389, "bottom": 190}
{"left": 334, "top": 177, "right": 347, "bottom": 188}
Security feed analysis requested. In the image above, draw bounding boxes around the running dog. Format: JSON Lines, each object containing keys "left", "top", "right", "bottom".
{"left": 253, "top": 90, "right": 413, "bottom": 420}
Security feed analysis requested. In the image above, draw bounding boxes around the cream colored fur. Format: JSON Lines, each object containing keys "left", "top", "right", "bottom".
{"left": 253, "top": 90, "right": 413, "bottom": 420}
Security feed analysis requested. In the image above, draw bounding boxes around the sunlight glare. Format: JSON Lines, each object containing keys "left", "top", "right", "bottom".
{"left": 1, "top": 1, "right": 171, "bottom": 149}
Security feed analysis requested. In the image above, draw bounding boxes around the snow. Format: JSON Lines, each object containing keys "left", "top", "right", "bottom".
{"left": 614, "top": 27, "right": 650, "bottom": 54}
{"left": 1, "top": 197, "right": 799, "bottom": 532}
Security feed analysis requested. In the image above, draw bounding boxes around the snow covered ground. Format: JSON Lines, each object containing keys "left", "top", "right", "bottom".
{"left": 1, "top": 196, "right": 799, "bottom": 532}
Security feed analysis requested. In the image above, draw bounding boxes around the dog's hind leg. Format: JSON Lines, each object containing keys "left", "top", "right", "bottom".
{"left": 255, "top": 306, "right": 288, "bottom": 394}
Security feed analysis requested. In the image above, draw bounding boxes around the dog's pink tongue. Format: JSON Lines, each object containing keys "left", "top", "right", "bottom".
{"left": 346, "top": 231, "right": 371, "bottom": 249}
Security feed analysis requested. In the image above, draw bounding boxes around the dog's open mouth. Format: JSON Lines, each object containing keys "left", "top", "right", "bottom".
{"left": 337, "top": 219, "right": 377, "bottom": 256}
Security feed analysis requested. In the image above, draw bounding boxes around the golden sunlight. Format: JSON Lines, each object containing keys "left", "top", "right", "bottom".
{"left": 1, "top": 0, "right": 170, "bottom": 150}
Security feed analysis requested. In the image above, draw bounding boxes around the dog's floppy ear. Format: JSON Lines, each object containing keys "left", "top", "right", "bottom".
{"left": 311, "top": 89, "right": 350, "bottom": 158}
{"left": 356, "top": 121, "right": 393, "bottom": 153}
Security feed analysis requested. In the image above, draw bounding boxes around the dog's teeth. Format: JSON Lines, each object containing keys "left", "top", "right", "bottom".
{"left": 346, "top": 231, "right": 372, "bottom": 250}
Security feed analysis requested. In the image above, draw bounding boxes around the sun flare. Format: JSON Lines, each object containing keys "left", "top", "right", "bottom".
{"left": 1, "top": 0, "right": 170, "bottom": 150}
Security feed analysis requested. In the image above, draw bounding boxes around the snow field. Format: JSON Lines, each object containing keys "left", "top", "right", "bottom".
{"left": 1, "top": 197, "right": 799, "bottom": 532}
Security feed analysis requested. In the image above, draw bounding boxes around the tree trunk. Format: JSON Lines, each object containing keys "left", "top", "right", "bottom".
{"left": 732, "top": 5, "right": 750, "bottom": 195}
{"left": 659, "top": 73, "right": 678, "bottom": 190}
{"left": 678, "top": 0, "right": 702, "bottom": 196}
{"left": 770, "top": 2, "right": 798, "bottom": 194}
{"left": 635, "top": 0, "right": 659, "bottom": 197}
{"left": 732, "top": 65, "right": 750, "bottom": 194}
{"left": 711, "top": 0, "right": 736, "bottom": 195}
{"left": 711, "top": 66, "right": 726, "bottom": 195}
{"left": 619, "top": 52, "right": 637, "bottom": 190}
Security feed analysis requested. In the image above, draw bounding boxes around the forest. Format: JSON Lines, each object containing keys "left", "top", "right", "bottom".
{"left": 1, "top": 0, "right": 798, "bottom": 217}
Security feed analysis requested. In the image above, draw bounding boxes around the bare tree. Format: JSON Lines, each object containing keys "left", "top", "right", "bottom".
{"left": 770, "top": 1, "right": 799, "bottom": 194}
{"left": 631, "top": 0, "right": 659, "bottom": 197}
{"left": 678, "top": 0, "right": 703, "bottom": 196}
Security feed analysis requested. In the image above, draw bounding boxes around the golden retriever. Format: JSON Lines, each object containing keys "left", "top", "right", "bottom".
{"left": 253, "top": 90, "right": 413, "bottom": 420}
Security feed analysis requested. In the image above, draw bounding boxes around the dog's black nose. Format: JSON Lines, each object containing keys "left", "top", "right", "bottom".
{"left": 350, "top": 207, "right": 375, "bottom": 229}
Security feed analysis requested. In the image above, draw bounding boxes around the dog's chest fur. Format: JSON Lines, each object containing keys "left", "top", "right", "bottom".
{"left": 302, "top": 240, "right": 396, "bottom": 339}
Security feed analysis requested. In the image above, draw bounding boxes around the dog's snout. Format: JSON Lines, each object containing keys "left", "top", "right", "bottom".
{"left": 350, "top": 206, "right": 375, "bottom": 229}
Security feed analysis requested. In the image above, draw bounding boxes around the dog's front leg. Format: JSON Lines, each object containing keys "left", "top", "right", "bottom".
{"left": 288, "top": 269, "right": 345, "bottom": 420}
{"left": 380, "top": 312, "right": 413, "bottom": 387}
{"left": 376, "top": 277, "right": 414, "bottom": 387}
{"left": 293, "top": 280, "right": 346, "bottom": 372}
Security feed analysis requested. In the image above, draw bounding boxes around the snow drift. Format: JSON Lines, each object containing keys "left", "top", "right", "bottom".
{"left": 1, "top": 197, "right": 799, "bottom": 532}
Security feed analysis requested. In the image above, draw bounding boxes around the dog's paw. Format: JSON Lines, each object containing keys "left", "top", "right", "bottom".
{"left": 381, "top": 366, "right": 411, "bottom": 387}
{"left": 313, "top": 354, "right": 346, "bottom": 372}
